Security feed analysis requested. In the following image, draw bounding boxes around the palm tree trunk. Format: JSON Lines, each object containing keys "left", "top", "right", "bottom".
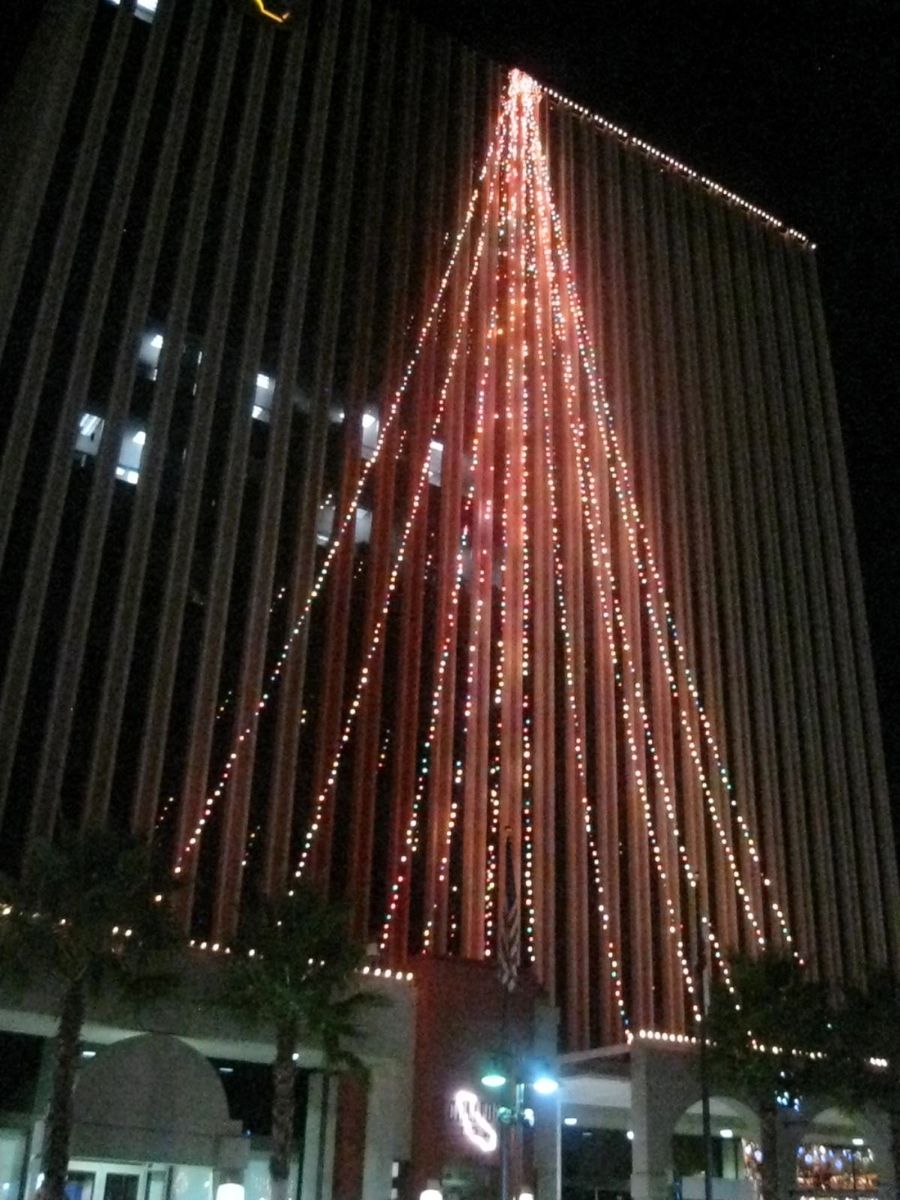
{"left": 759, "top": 1101, "right": 780, "bottom": 1200}
{"left": 270, "top": 1024, "right": 297, "bottom": 1200}
{"left": 40, "top": 979, "right": 85, "bottom": 1200}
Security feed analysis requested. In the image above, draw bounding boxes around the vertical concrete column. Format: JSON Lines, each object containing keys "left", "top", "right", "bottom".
{"left": 533, "top": 1089, "right": 561, "bottom": 1200}
{"left": 774, "top": 1113, "right": 805, "bottom": 1200}
{"left": 630, "top": 1049, "right": 675, "bottom": 1200}
{"left": 849, "top": 1110, "right": 892, "bottom": 1200}
{"left": 362, "top": 1066, "right": 406, "bottom": 1200}
{"left": 532, "top": 1000, "right": 561, "bottom": 1200}
{"left": 630, "top": 1047, "right": 700, "bottom": 1200}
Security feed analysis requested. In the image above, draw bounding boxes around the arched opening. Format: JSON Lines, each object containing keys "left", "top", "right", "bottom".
{"left": 795, "top": 1107, "right": 884, "bottom": 1198}
{"left": 672, "top": 1096, "right": 759, "bottom": 1200}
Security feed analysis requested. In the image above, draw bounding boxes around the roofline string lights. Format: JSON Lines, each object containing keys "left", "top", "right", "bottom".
{"left": 541, "top": 84, "right": 813, "bottom": 249}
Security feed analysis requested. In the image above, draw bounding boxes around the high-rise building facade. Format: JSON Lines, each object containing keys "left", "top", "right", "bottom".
{"left": 1, "top": 0, "right": 897, "bottom": 1065}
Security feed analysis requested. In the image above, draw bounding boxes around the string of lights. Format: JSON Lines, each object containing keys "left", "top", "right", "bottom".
{"left": 522, "top": 115, "right": 629, "bottom": 1025}
{"left": 542, "top": 85, "right": 813, "bottom": 248}
{"left": 173, "top": 115, "right": 506, "bottom": 875}
{"left": 408, "top": 305, "right": 499, "bottom": 953}
{"left": 525, "top": 104, "right": 700, "bottom": 1018}
{"left": 291, "top": 204, "right": 500, "bottom": 884}
{"left": 532, "top": 124, "right": 794, "bottom": 953}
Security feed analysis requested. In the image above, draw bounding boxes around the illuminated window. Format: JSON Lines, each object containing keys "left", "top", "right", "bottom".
{"left": 315, "top": 502, "right": 371, "bottom": 546}
{"left": 75, "top": 413, "right": 104, "bottom": 455}
{"left": 138, "top": 331, "right": 164, "bottom": 380}
{"left": 115, "top": 428, "right": 146, "bottom": 485}
{"left": 428, "top": 439, "right": 443, "bottom": 486}
{"left": 361, "top": 411, "right": 379, "bottom": 460}
{"left": 252, "top": 374, "right": 274, "bottom": 423}
{"left": 104, "top": 0, "right": 158, "bottom": 24}
{"left": 73, "top": 414, "right": 146, "bottom": 486}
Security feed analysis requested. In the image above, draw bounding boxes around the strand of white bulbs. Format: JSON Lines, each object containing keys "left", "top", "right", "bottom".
{"left": 542, "top": 84, "right": 814, "bottom": 249}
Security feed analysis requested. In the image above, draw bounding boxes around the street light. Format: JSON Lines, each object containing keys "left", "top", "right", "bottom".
{"left": 482, "top": 1058, "right": 558, "bottom": 1200}
{"left": 215, "top": 1186, "right": 244, "bottom": 1200}
{"left": 532, "top": 1067, "right": 558, "bottom": 1097}
{"left": 482, "top": 1058, "right": 509, "bottom": 1089}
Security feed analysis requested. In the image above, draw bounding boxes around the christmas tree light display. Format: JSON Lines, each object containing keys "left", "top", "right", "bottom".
{"left": 174, "top": 69, "right": 794, "bottom": 1041}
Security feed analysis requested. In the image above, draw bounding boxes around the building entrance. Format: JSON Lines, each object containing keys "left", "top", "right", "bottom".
{"left": 67, "top": 1161, "right": 146, "bottom": 1200}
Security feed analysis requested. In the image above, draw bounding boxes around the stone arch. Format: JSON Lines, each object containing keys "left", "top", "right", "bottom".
{"left": 71, "top": 1033, "right": 247, "bottom": 1170}
{"left": 675, "top": 1095, "right": 760, "bottom": 1140}
{"left": 630, "top": 1046, "right": 708, "bottom": 1200}
{"left": 802, "top": 1103, "right": 884, "bottom": 1146}
{"left": 672, "top": 1096, "right": 759, "bottom": 1198}
{"left": 629, "top": 1045, "right": 805, "bottom": 1200}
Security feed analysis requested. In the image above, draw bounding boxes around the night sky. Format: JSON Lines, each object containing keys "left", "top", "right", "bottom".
{"left": 4, "top": 0, "right": 899, "bottom": 811}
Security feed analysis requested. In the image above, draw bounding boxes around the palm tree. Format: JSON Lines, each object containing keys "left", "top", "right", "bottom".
{"left": 704, "top": 952, "right": 838, "bottom": 1200}
{"left": 0, "top": 825, "right": 183, "bottom": 1200}
{"left": 221, "top": 884, "right": 385, "bottom": 1200}
{"left": 831, "top": 970, "right": 900, "bottom": 1197}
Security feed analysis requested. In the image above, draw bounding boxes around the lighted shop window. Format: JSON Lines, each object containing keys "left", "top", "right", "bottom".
{"left": 104, "top": 0, "right": 158, "bottom": 24}
{"left": 170, "top": 1167, "right": 213, "bottom": 1200}
{"left": 243, "top": 1153, "right": 299, "bottom": 1200}
{"left": 0, "top": 1129, "right": 26, "bottom": 1200}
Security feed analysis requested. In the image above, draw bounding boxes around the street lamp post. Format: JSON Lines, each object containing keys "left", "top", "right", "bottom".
{"left": 483, "top": 1059, "right": 558, "bottom": 1200}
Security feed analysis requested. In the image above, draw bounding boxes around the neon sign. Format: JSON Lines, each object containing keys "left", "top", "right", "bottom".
{"left": 454, "top": 1090, "right": 498, "bottom": 1154}
{"left": 249, "top": 0, "right": 294, "bottom": 24}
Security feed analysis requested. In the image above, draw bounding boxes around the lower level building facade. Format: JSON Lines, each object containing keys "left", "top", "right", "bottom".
{"left": 1, "top": 958, "right": 895, "bottom": 1200}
